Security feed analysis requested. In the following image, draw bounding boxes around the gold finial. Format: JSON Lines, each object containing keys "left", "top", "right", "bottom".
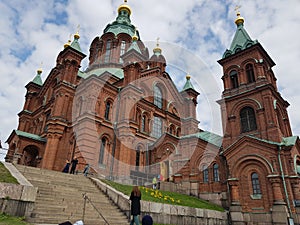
{"left": 118, "top": 0, "right": 132, "bottom": 15}
{"left": 37, "top": 62, "right": 43, "bottom": 74}
{"left": 132, "top": 26, "right": 138, "bottom": 41}
{"left": 186, "top": 73, "right": 191, "bottom": 80}
{"left": 74, "top": 25, "right": 80, "bottom": 39}
{"left": 153, "top": 37, "right": 162, "bottom": 54}
{"left": 234, "top": 5, "right": 244, "bottom": 25}
{"left": 64, "top": 34, "right": 72, "bottom": 48}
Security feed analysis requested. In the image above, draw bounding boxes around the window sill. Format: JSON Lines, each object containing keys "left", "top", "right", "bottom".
{"left": 251, "top": 194, "right": 262, "bottom": 200}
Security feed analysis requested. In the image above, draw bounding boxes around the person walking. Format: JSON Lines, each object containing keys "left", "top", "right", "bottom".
{"left": 83, "top": 163, "right": 90, "bottom": 176}
{"left": 129, "top": 186, "right": 141, "bottom": 225}
{"left": 70, "top": 157, "right": 78, "bottom": 174}
{"left": 62, "top": 160, "right": 70, "bottom": 173}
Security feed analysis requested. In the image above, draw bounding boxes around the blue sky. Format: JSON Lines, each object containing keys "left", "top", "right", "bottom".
{"left": 0, "top": 0, "right": 300, "bottom": 153}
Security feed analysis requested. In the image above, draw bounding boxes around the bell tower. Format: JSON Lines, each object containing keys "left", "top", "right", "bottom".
{"left": 218, "top": 10, "right": 292, "bottom": 148}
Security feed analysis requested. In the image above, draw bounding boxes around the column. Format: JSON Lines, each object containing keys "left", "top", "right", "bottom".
{"left": 268, "top": 175, "right": 285, "bottom": 204}
{"left": 41, "top": 134, "right": 62, "bottom": 170}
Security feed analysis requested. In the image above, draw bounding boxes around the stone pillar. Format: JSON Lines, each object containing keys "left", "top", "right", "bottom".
{"left": 228, "top": 178, "right": 245, "bottom": 225}
{"left": 268, "top": 175, "right": 285, "bottom": 204}
{"left": 228, "top": 178, "right": 240, "bottom": 204}
{"left": 267, "top": 175, "right": 289, "bottom": 225}
{"left": 41, "top": 134, "right": 61, "bottom": 170}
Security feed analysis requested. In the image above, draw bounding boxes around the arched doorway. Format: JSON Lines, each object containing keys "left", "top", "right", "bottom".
{"left": 23, "top": 145, "right": 39, "bottom": 167}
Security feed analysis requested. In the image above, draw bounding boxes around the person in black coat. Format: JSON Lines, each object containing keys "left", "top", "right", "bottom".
{"left": 129, "top": 186, "right": 141, "bottom": 225}
{"left": 70, "top": 157, "right": 78, "bottom": 174}
{"left": 62, "top": 160, "right": 70, "bottom": 173}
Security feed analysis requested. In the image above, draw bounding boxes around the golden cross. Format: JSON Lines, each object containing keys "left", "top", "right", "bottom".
{"left": 76, "top": 24, "right": 80, "bottom": 33}
{"left": 235, "top": 5, "right": 241, "bottom": 13}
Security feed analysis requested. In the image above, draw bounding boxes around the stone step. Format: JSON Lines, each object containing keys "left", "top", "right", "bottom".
{"left": 15, "top": 164, "right": 129, "bottom": 225}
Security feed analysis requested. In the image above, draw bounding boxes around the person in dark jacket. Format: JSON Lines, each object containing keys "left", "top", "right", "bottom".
{"left": 62, "top": 160, "right": 70, "bottom": 173}
{"left": 70, "top": 157, "right": 78, "bottom": 174}
{"left": 129, "top": 186, "right": 141, "bottom": 225}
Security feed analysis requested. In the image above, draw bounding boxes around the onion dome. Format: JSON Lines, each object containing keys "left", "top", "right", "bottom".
{"left": 64, "top": 38, "right": 71, "bottom": 48}
{"left": 235, "top": 11, "right": 245, "bottom": 26}
{"left": 150, "top": 38, "right": 166, "bottom": 63}
{"left": 118, "top": 0, "right": 132, "bottom": 16}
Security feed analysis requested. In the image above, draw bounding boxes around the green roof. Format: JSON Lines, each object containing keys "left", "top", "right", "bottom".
{"left": 244, "top": 135, "right": 297, "bottom": 147}
{"left": 84, "top": 68, "right": 124, "bottom": 79}
{"left": 182, "top": 77, "right": 195, "bottom": 91}
{"left": 70, "top": 37, "right": 82, "bottom": 52}
{"left": 15, "top": 130, "right": 46, "bottom": 142}
{"left": 181, "top": 131, "right": 223, "bottom": 147}
{"left": 222, "top": 21, "right": 258, "bottom": 58}
{"left": 126, "top": 40, "right": 142, "bottom": 54}
{"left": 32, "top": 72, "right": 43, "bottom": 86}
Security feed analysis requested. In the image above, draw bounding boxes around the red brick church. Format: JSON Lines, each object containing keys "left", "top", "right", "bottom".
{"left": 5, "top": 1, "right": 300, "bottom": 224}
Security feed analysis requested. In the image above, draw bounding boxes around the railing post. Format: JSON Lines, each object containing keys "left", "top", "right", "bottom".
{"left": 82, "top": 193, "right": 86, "bottom": 223}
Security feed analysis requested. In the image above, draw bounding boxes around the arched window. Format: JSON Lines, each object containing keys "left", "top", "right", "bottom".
{"left": 104, "top": 101, "right": 111, "bottom": 120}
{"left": 99, "top": 138, "right": 106, "bottom": 165}
{"left": 141, "top": 115, "right": 146, "bottom": 132}
{"left": 120, "top": 40, "right": 126, "bottom": 56}
{"left": 203, "top": 166, "right": 209, "bottom": 183}
{"left": 136, "top": 146, "right": 140, "bottom": 171}
{"left": 104, "top": 40, "right": 111, "bottom": 63}
{"left": 230, "top": 70, "right": 239, "bottom": 88}
{"left": 251, "top": 172, "right": 261, "bottom": 194}
{"left": 246, "top": 64, "right": 255, "bottom": 83}
{"left": 240, "top": 107, "right": 257, "bottom": 133}
{"left": 152, "top": 117, "right": 162, "bottom": 138}
{"left": 169, "top": 125, "right": 174, "bottom": 135}
{"left": 154, "top": 85, "right": 163, "bottom": 109}
{"left": 213, "top": 164, "right": 219, "bottom": 182}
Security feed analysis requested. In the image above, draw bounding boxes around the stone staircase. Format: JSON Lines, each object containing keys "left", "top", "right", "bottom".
{"left": 15, "top": 165, "right": 129, "bottom": 225}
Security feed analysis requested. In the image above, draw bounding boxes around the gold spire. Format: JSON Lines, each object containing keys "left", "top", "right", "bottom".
{"left": 234, "top": 5, "right": 244, "bottom": 25}
{"left": 132, "top": 27, "right": 138, "bottom": 41}
{"left": 118, "top": 0, "right": 132, "bottom": 15}
{"left": 74, "top": 25, "right": 80, "bottom": 39}
{"left": 153, "top": 37, "right": 162, "bottom": 54}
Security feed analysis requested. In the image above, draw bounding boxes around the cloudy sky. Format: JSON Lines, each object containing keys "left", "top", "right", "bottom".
{"left": 0, "top": 0, "right": 299, "bottom": 153}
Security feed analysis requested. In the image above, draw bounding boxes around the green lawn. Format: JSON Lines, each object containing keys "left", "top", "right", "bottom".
{"left": 0, "top": 213, "right": 30, "bottom": 225}
{"left": 102, "top": 179, "right": 224, "bottom": 212}
{"left": 0, "top": 162, "right": 18, "bottom": 184}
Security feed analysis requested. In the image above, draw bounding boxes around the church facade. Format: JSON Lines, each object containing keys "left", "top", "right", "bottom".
{"left": 5, "top": 2, "right": 300, "bottom": 224}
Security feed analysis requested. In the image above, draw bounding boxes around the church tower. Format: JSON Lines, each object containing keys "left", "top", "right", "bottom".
{"left": 218, "top": 10, "right": 300, "bottom": 225}
{"left": 218, "top": 10, "right": 292, "bottom": 148}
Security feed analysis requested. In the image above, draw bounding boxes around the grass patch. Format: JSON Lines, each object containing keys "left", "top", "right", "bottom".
{"left": 0, "top": 213, "right": 30, "bottom": 225}
{"left": 102, "top": 180, "right": 224, "bottom": 212}
{"left": 0, "top": 162, "right": 18, "bottom": 184}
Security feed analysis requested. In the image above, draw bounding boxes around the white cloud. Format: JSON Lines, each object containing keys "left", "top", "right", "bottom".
{"left": 0, "top": 0, "right": 299, "bottom": 149}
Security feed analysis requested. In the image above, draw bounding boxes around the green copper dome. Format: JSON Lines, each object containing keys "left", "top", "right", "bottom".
{"left": 103, "top": 2, "right": 138, "bottom": 38}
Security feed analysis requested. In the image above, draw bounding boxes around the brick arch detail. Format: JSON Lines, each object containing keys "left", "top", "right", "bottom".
{"left": 231, "top": 154, "right": 274, "bottom": 178}
{"left": 224, "top": 64, "right": 241, "bottom": 75}
{"left": 229, "top": 98, "right": 262, "bottom": 117}
{"left": 240, "top": 58, "right": 258, "bottom": 68}
{"left": 233, "top": 158, "right": 273, "bottom": 212}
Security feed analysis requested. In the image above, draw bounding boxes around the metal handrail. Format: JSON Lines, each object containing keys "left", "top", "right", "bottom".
{"left": 82, "top": 193, "right": 110, "bottom": 225}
